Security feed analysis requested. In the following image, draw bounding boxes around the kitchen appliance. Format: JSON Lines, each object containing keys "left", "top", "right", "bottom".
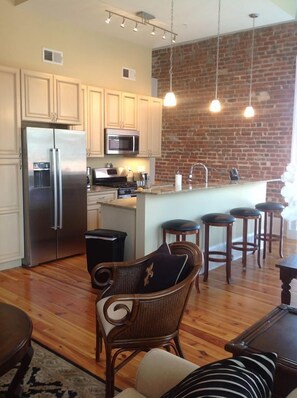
{"left": 87, "top": 166, "right": 92, "bottom": 189}
{"left": 105, "top": 128, "right": 139, "bottom": 155}
{"left": 92, "top": 167, "right": 138, "bottom": 198}
{"left": 22, "top": 127, "right": 87, "bottom": 267}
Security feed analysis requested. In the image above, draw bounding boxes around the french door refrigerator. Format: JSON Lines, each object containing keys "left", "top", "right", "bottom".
{"left": 22, "top": 127, "right": 87, "bottom": 267}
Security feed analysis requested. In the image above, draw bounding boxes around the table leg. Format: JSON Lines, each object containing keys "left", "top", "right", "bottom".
{"left": 279, "top": 269, "right": 295, "bottom": 305}
{"left": 7, "top": 344, "right": 33, "bottom": 398}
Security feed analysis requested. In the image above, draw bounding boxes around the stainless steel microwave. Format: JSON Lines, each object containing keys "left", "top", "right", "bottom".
{"left": 105, "top": 128, "right": 139, "bottom": 155}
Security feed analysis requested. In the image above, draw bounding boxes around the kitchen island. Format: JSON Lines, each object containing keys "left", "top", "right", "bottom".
{"left": 100, "top": 180, "right": 271, "bottom": 261}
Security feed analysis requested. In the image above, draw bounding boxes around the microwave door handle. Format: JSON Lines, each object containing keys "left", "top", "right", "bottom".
{"left": 56, "top": 148, "right": 63, "bottom": 229}
{"left": 133, "top": 136, "right": 135, "bottom": 152}
{"left": 51, "top": 148, "right": 58, "bottom": 230}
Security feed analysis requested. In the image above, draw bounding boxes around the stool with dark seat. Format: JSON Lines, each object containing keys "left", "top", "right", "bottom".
{"left": 255, "top": 201, "right": 285, "bottom": 259}
{"left": 201, "top": 213, "right": 235, "bottom": 284}
{"left": 161, "top": 219, "right": 200, "bottom": 245}
{"left": 230, "top": 207, "right": 262, "bottom": 271}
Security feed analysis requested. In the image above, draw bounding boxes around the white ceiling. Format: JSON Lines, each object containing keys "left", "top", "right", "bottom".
{"left": 15, "top": 0, "right": 297, "bottom": 49}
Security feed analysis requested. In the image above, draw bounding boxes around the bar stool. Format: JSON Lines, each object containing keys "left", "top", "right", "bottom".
{"left": 230, "top": 207, "right": 262, "bottom": 271}
{"left": 255, "top": 202, "right": 285, "bottom": 259}
{"left": 201, "top": 213, "right": 235, "bottom": 284}
{"left": 161, "top": 219, "right": 200, "bottom": 245}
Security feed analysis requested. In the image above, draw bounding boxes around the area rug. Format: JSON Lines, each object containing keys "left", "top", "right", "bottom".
{"left": 0, "top": 341, "right": 109, "bottom": 397}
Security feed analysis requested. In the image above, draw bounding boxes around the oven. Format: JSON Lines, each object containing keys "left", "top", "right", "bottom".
{"left": 92, "top": 167, "right": 138, "bottom": 198}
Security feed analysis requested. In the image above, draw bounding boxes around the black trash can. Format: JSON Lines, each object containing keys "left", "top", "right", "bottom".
{"left": 85, "top": 229, "right": 127, "bottom": 275}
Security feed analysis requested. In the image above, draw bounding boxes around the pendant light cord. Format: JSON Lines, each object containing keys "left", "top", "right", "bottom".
{"left": 248, "top": 15, "right": 257, "bottom": 106}
{"left": 169, "top": 0, "right": 174, "bottom": 91}
{"left": 214, "top": 0, "right": 221, "bottom": 99}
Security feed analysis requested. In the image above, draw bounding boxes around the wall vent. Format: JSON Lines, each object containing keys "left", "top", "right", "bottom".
{"left": 122, "top": 67, "right": 136, "bottom": 81}
{"left": 43, "top": 48, "right": 63, "bottom": 65}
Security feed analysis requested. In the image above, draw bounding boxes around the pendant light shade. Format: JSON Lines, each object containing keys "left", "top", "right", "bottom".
{"left": 210, "top": 0, "right": 222, "bottom": 113}
{"left": 164, "top": 0, "right": 176, "bottom": 107}
{"left": 244, "top": 13, "right": 258, "bottom": 118}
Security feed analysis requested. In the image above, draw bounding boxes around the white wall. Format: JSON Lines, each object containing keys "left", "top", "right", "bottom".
{"left": 0, "top": 0, "right": 152, "bottom": 94}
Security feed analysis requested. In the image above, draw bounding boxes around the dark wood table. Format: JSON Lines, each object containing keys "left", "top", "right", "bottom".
{"left": 0, "top": 303, "right": 33, "bottom": 398}
{"left": 225, "top": 305, "right": 297, "bottom": 398}
{"left": 276, "top": 254, "right": 297, "bottom": 305}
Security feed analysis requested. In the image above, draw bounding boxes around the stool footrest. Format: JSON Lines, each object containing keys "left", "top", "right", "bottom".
{"left": 232, "top": 242, "right": 258, "bottom": 252}
{"left": 207, "top": 251, "right": 228, "bottom": 263}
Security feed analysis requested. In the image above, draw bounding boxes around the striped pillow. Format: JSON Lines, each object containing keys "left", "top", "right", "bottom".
{"left": 161, "top": 352, "right": 277, "bottom": 398}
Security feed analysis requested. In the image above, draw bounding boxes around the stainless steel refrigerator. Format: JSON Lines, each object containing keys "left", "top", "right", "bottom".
{"left": 22, "top": 127, "right": 87, "bottom": 267}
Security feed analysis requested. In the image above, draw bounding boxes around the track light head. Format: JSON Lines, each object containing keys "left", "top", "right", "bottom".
{"left": 120, "top": 18, "right": 125, "bottom": 28}
{"left": 105, "top": 12, "right": 112, "bottom": 24}
{"left": 133, "top": 22, "right": 138, "bottom": 32}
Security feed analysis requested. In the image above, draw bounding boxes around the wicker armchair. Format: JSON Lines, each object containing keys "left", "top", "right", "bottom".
{"left": 91, "top": 241, "right": 203, "bottom": 398}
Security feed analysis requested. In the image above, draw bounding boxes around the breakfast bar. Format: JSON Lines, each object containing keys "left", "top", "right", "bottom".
{"left": 101, "top": 179, "right": 269, "bottom": 260}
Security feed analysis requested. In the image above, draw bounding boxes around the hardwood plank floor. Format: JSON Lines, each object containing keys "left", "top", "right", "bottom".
{"left": 0, "top": 238, "right": 297, "bottom": 392}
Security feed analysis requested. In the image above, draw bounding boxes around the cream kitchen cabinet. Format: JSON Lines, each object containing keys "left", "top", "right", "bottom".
{"left": 73, "top": 85, "right": 104, "bottom": 157}
{"left": 0, "top": 65, "right": 23, "bottom": 269}
{"left": 105, "top": 89, "right": 137, "bottom": 129}
{"left": 0, "top": 66, "right": 21, "bottom": 158}
{"left": 21, "top": 69, "right": 81, "bottom": 124}
{"left": 87, "top": 190, "right": 117, "bottom": 230}
{"left": 0, "top": 159, "right": 23, "bottom": 267}
{"left": 137, "top": 96, "right": 163, "bottom": 157}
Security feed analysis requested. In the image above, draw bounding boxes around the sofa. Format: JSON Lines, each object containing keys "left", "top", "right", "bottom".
{"left": 116, "top": 348, "right": 297, "bottom": 398}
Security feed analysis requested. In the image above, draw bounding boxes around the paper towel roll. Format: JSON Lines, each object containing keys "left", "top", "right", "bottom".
{"left": 175, "top": 173, "right": 182, "bottom": 190}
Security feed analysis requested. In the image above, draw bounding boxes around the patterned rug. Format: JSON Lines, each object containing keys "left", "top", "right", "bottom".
{"left": 0, "top": 341, "right": 108, "bottom": 397}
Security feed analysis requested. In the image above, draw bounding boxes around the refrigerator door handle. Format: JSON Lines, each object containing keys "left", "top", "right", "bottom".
{"left": 51, "top": 148, "right": 58, "bottom": 230}
{"left": 56, "top": 148, "right": 63, "bottom": 229}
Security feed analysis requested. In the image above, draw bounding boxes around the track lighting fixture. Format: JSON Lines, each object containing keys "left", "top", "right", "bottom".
{"left": 244, "top": 13, "right": 258, "bottom": 118}
{"left": 105, "top": 12, "right": 112, "bottom": 24}
{"left": 164, "top": 0, "right": 177, "bottom": 107}
{"left": 104, "top": 9, "right": 177, "bottom": 41}
{"left": 210, "top": 0, "right": 222, "bottom": 113}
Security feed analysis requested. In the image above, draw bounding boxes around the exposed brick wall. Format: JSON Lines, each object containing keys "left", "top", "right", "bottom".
{"left": 152, "top": 22, "right": 297, "bottom": 203}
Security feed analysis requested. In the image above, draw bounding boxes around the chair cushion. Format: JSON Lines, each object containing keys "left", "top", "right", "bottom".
{"left": 161, "top": 352, "right": 277, "bottom": 398}
{"left": 256, "top": 202, "right": 285, "bottom": 212}
{"left": 138, "top": 253, "right": 188, "bottom": 294}
{"left": 201, "top": 213, "right": 236, "bottom": 224}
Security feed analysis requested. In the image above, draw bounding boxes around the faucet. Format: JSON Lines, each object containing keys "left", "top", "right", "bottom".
{"left": 188, "top": 163, "right": 208, "bottom": 184}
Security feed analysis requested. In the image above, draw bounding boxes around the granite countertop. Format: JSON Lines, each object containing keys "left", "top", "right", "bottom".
{"left": 87, "top": 186, "right": 117, "bottom": 194}
{"left": 100, "top": 197, "right": 137, "bottom": 209}
{"left": 136, "top": 178, "right": 279, "bottom": 196}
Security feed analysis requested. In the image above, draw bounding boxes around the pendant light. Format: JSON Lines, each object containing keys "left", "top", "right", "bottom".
{"left": 164, "top": 0, "right": 176, "bottom": 107}
{"left": 244, "top": 13, "right": 258, "bottom": 118}
{"left": 209, "top": 0, "right": 222, "bottom": 113}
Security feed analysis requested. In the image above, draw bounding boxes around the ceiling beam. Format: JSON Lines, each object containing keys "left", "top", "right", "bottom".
{"left": 14, "top": 0, "right": 30, "bottom": 5}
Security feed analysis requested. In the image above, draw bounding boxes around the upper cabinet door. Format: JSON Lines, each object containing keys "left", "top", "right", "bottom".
{"left": 54, "top": 75, "right": 81, "bottom": 124}
{"left": 21, "top": 69, "right": 53, "bottom": 122}
{"left": 0, "top": 66, "right": 21, "bottom": 158}
{"left": 87, "top": 86, "right": 104, "bottom": 157}
{"left": 137, "top": 96, "right": 162, "bottom": 158}
{"left": 122, "top": 92, "right": 137, "bottom": 129}
{"left": 21, "top": 69, "right": 81, "bottom": 125}
{"left": 105, "top": 89, "right": 137, "bottom": 129}
{"left": 105, "top": 90, "right": 121, "bottom": 128}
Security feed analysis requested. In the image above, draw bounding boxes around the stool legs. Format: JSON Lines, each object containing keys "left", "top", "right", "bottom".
{"left": 203, "top": 224, "right": 210, "bottom": 283}
{"left": 203, "top": 222, "right": 233, "bottom": 284}
{"left": 260, "top": 211, "right": 284, "bottom": 260}
{"left": 231, "top": 217, "right": 261, "bottom": 270}
{"left": 226, "top": 223, "right": 233, "bottom": 284}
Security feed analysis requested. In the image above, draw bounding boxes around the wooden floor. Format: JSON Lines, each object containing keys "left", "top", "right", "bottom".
{"left": 0, "top": 238, "right": 297, "bottom": 392}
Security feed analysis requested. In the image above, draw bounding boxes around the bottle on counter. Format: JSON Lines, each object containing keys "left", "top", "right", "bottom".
{"left": 127, "top": 169, "right": 134, "bottom": 182}
{"left": 175, "top": 170, "right": 182, "bottom": 191}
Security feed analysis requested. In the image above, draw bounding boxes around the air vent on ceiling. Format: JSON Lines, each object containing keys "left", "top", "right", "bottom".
{"left": 122, "top": 67, "right": 136, "bottom": 81}
{"left": 43, "top": 48, "right": 64, "bottom": 65}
